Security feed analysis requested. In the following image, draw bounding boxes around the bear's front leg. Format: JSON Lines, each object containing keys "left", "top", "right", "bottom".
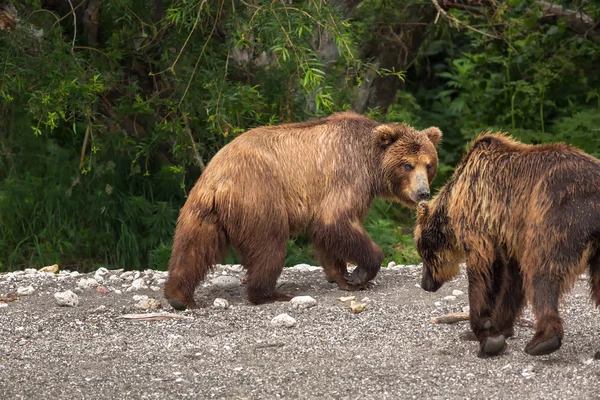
{"left": 311, "top": 218, "right": 383, "bottom": 289}
{"left": 466, "top": 254, "right": 506, "bottom": 357}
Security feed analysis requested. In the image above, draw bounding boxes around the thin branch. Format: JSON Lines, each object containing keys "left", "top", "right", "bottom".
{"left": 178, "top": 0, "right": 223, "bottom": 107}
{"left": 153, "top": 0, "right": 207, "bottom": 76}
{"left": 51, "top": 0, "right": 86, "bottom": 30}
{"left": 79, "top": 118, "right": 91, "bottom": 171}
{"left": 182, "top": 115, "right": 206, "bottom": 172}
{"left": 430, "top": 0, "right": 500, "bottom": 40}
{"left": 66, "top": 0, "right": 76, "bottom": 48}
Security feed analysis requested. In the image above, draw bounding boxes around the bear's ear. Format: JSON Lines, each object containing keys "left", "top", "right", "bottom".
{"left": 374, "top": 124, "right": 403, "bottom": 148}
{"left": 423, "top": 127, "right": 442, "bottom": 148}
{"left": 417, "top": 201, "right": 429, "bottom": 220}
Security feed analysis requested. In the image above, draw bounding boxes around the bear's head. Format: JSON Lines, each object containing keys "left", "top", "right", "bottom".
{"left": 375, "top": 123, "right": 441, "bottom": 208}
{"left": 414, "top": 201, "right": 462, "bottom": 292}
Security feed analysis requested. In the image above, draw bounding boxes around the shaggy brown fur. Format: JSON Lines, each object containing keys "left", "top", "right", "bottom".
{"left": 415, "top": 133, "right": 600, "bottom": 357}
{"left": 164, "top": 112, "right": 441, "bottom": 309}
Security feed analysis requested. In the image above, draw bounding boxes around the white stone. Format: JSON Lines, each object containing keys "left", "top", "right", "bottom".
{"left": 155, "top": 278, "right": 166, "bottom": 286}
{"left": 77, "top": 278, "right": 98, "bottom": 290}
{"left": 0, "top": 303, "right": 8, "bottom": 308}
{"left": 96, "top": 267, "right": 109, "bottom": 276}
{"left": 290, "top": 296, "right": 317, "bottom": 310}
{"left": 290, "top": 264, "right": 321, "bottom": 272}
{"left": 126, "top": 278, "right": 148, "bottom": 292}
{"left": 54, "top": 290, "right": 79, "bottom": 307}
{"left": 135, "top": 298, "right": 161, "bottom": 311}
{"left": 70, "top": 271, "right": 80, "bottom": 278}
{"left": 228, "top": 264, "right": 244, "bottom": 273}
{"left": 452, "top": 290, "right": 464, "bottom": 296}
{"left": 150, "top": 286, "right": 160, "bottom": 292}
{"left": 462, "top": 306, "right": 470, "bottom": 313}
{"left": 17, "top": 285, "right": 35, "bottom": 295}
{"left": 434, "top": 302, "right": 442, "bottom": 307}
{"left": 120, "top": 271, "right": 134, "bottom": 281}
{"left": 133, "top": 295, "right": 148, "bottom": 301}
{"left": 443, "top": 295, "right": 457, "bottom": 301}
{"left": 213, "top": 298, "right": 230, "bottom": 309}
{"left": 387, "top": 261, "right": 396, "bottom": 269}
{"left": 24, "top": 268, "right": 37, "bottom": 275}
{"left": 108, "top": 275, "right": 120, "bottom": 283}
{"left": 271, "top": 313, "right": 296, "bottom": 328}
{"left": 210, "top": 276, "right": 240, "bottom": 288}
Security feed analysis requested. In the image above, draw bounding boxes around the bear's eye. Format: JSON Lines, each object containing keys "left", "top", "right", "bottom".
{"left": 426, "top": 163, "right": 432, "bottom": 171}
{"left": 403, "top": 163, "right": 414, "bottom": 172}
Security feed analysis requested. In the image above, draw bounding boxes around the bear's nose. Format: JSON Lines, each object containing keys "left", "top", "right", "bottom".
{"left": 417, "top": 189, "right": 430, "bottom": 201}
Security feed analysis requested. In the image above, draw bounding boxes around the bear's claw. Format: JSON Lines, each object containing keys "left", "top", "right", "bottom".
{"left": 525, "top": 334, "right": 561, "bottom": 356}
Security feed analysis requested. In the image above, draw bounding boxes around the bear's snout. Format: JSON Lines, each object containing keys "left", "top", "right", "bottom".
{"left": 421, "top": 269, "right": 442, "bottom": 292}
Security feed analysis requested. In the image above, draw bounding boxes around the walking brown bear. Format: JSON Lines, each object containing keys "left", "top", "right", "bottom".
{"left": 415, "top": 133, "right": 600, "bottom": 357}
{"left": 164, "top": 112, "right": 442, "bottom": 310}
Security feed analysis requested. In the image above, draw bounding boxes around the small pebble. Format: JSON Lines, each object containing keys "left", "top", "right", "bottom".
{"left": 17, "top": 285, "right": 35, "bottom": 296}
{"left": 126, "top": 278, "right": 148, "bottom": 292}
{"left": 443, "top": 295, "right": 457, "bottom": 301}
{"left": 350, "top": 301, "right": 367, "bottom": 313}
{"left": 135, "top": 298, "right": 161, "bottom": 311}
{"left": 133, "top": 295, "right": 148, "bottom": 301}
{"left": 434, "top": 302, "right": 442, "bottom": 307}
{"left": 54, "top": 290, "right": 79, "bottom": 307}
{"left": 213, "top": 298, "right": 230, "bottom": 309}
{"left": 452, "top": 290, "right": 464, "bottom": 296}
{"left": 271, "top": 313, "right": 296, "bottom": 328}
{"left": 24, "top": 268, "right": 38, "bottom": 275}
{"left": 387, "top": 261, "right": 396, "bottom": 268}
{"left": 210, "top": 276, "right": 240, "bottom": 289}
{"left": 290, "top": 296, "right": 317, "bottom": 310}
{"left": 73, "top": 288, "right": 84, "bottom": 295}
{"left": 77, "top": 278, "right": 98, "bottom": 290}
{"left": 95, "top": 286, "right": 110, "bottom": 294}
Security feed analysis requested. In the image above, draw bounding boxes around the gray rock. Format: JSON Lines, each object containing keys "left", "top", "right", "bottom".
{"left": 271, "top": 313, "right": 296, "bottom": 328}
{"left": 126, "top": 278, "right": 148, "bottom": 292}
{"left": 77, "top": 278, "right": 98, "bottom": 290}
{"left": 290, "top": 264, "right": 321, "bottom": 272}
{"left": 210, "top": 275, "right": 240, "bottom": 288}
{"left": 17, "top": 285, "right": 35, "bottom": 295}
{"left": 54, "top": 290, "right": 79, "bottom": 307}
{"left": 290, "top": 296, "right": 317, "bottom": 310}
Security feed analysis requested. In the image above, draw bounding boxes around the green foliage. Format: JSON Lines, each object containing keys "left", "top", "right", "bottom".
{"left": 1, "top": 0, "right": 599, "bottom": 271}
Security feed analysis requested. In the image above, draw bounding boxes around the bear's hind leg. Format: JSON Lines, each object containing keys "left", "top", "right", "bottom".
{"left": 491, "top": 258, "right": 525, "bottom": 339}
{"left": 524, "top": 269, "right": 564, "bottom": 356}
{"left": 588, "top": 240, "right": 600, "bottom": 308}
{"left": 242, "top": 240, "right": 292, "bottom": 305}
{"left": 164, "top": 212, "right": 227, "bottom": 310}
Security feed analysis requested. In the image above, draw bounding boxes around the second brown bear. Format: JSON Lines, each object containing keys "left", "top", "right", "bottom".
{"left": 165, "top": 112, "right": 442, "bottom": 309}
{"left": 415, "top": 133, "right": 600, "bottom": 357}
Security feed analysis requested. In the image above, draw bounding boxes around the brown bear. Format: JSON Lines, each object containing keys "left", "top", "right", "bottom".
{"left": 415, "top": 133, "right": 600, "bottom": 357}
{"left": 164, "top": 112, "right": 442, "bottom": 310}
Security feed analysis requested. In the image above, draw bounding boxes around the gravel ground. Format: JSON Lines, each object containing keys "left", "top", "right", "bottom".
{"left": 0, "top": 264, "right": 599, "bottom": 400}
